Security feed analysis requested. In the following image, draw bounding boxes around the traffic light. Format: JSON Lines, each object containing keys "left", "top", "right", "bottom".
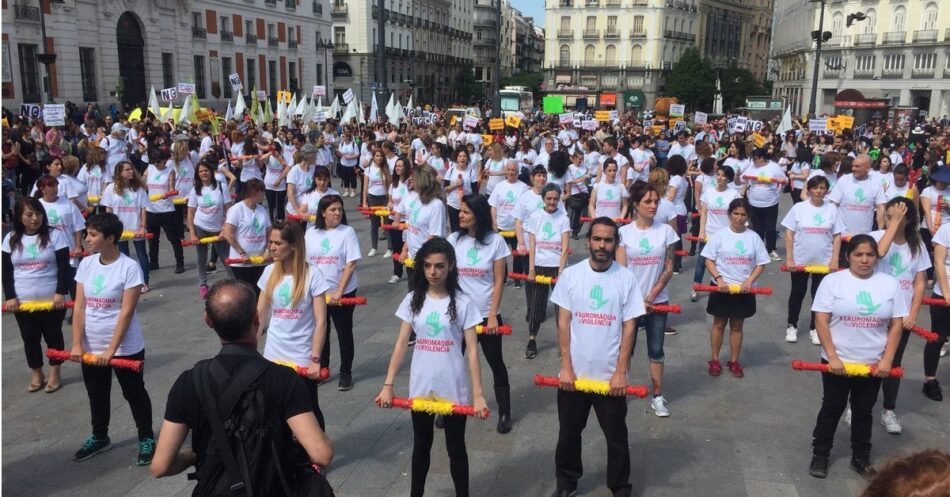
{"left": 811, "top": 30, "right": 833, "bottom": 43}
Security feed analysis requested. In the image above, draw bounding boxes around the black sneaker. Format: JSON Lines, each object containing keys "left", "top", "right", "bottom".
{"left": 434, "top": 414, "right": 445, "bottom": 429}
{"left": 923, "top": 379, "right": 943, "bottom": 401}
{"left": 148, "top": 262, "right": 160, "bottom": 270}
{"left": 137, "top": 437, "right": 155, "bottom": 466}
{"left": 525, "top": 340, "right": 538, "bottom": 359}
{"left": 206, "top": 262, "right": 217, "bottom": 273}
{"left": 808, "top": 454, "right": 829, "bottom": 478}
{"left": 74, "top": 435, "right": 111, "bottom": 462}
{"left": 408, "top": 331, "right": 417, "bottom": 346}
{"left": 850, "top": 457, "right": 876, "bottom": 479}
{"left": 338, "top": 373, "right": 353, "bottom": 391}
{"left": 174, "top": 264, "right": 186, "bottom": 274}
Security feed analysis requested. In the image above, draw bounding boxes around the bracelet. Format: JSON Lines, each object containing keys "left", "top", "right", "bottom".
{"left": 310, "top": 356, "right": 321, "bottom": 363}
{"left": 383, "top": 383, "right": 394, "bottom": 387}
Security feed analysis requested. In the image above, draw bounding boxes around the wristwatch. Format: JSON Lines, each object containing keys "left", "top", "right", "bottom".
{"left": 310, "top": 356, "right": 321, "bottom": 363}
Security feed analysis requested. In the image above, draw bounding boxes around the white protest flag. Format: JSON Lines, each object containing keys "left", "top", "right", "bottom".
{"left": 369, "top": 92, "right": 379, "bottom": 122}
{"left": 385, "top": 93, "right": 395, "bottom": 118}
{"left": 148, "top": 86, "right": 161, "bottom": 119}
{"left": 287, "top": 93, "right": 297, "bottom": 118}
{"left": 234, "top": 89, "right": 247, "bottom": 117}
{"left": 178, "top": 93, "right": 192, "bottom": 124}
{"left": 406, "top": 95, "right": 414, "bottom": 113}
{"left": 296, "top": 96, "right": 309, "bottom": 116}
{"left": 341, "top": 98, "right": 357, "bottom": 123}
{"left": 328, "top": 95, "right": 340, "bottom": 118}
{"left": 224, "top": 100, "right": 233, "bottom": 122}
{"left": 392, "top": 98, "right": 405, "bottom": 123}
{"left": 359, "top": 98, "right": 367, "bottom": 124}
{"left": 777, "top": 107, "right": 793, "bottom": 135}
{"left": 277, "top": 98, "right": 288, "bottom": 126}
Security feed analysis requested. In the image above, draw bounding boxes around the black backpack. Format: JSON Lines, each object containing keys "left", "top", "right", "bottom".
{"left": 190, "top": 353, "right": 334, "bottom": 497}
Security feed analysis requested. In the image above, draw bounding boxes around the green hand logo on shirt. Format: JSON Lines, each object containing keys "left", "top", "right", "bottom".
{"left": 150, "top": 174, "right": 161, "bottom": 184}
{"left": 201, "top": 192, "right": 214, "bottom": 207}
{"left": 320, "top": 238, "right": 332, "bottom": 255}
{"left": 605, "top": 189, "right": 615, "bottom": 200}
{"left": 425, "top": 311, "right": 444, "bottom": 337}
{"left": 638, "top": 237, "right": 653, "bottom": 255}
{"left": 89, "top": 274, "right": 106, "bottom": 296}
{"left": 888, "top": 253, "right": 907, "bottom": 277}
{"left": 505, "top": 191, "right": 516, "bottom": 203}
{"left": 466, "top": 246, "right": 481, "bottom": 266}
{"left": 46, "top": 207, "right": 60, "bottom": 226}
{"left": 589, "top": 285, "right": 609, "bottom": 311}
{"left": 179, "top": 166, "right": 188, "bottom": 176}
{"left": 853, "top": 188, "right": 866, "bottom": 203}
{"left": 541, "top": 221, "right": 556, "bottom": 240}
{"left": 251, "top": 215, "right": 264, "bottom": 234}
{"left": 856, "top": 291, "right": 881, "bottom": 316}
{"left": 734, "top": 240, "right": 747, "bottom": 256}
{"left": 714, "top": 196, "right": 725, "bottom": 208}
{"left": 536, "top": 200, "right": 544, "bottom": 210}
{"left": 24, "top": 242, "right": 40, "bottom": 260}
{"left": 813, "top": 213, "right": 825, "bottom": 226}
{"left": 123, "top": 192, "right": 134, "bottom": 205}
{"left": 276, "top": 282, "right": 292, "bottom": 307}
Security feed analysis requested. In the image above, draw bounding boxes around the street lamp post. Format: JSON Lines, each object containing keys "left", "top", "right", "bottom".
{"left": 317, "top": 38, "right": 334, "bottom": 98}
{"left": 807, "top": 0, "right": 831, "bottom": 117}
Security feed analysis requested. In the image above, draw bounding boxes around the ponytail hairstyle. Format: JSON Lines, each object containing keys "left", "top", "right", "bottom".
{"left": 262, "top": 221, "right": 311, "bottom": 309}
{"left": 884, "top": 196, "right": 922, "bottom": 259}
{"left": 409, "top": 237, "right": 460, "bottom": 323}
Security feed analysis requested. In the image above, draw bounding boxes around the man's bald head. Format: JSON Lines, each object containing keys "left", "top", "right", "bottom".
{"left": 852, "top": 154, "right": 872, "bottom": 179}
{"left": 204, "top": 279, "right": 259, "bottom": 342}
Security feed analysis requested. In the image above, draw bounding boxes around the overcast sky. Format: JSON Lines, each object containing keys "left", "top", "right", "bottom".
{"left": 510, "top": 0, "right": 545, "bottom": 25}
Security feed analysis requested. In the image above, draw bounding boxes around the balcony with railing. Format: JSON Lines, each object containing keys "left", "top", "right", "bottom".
{"left": 826, "top": 35, "right": 850, "bottom": 48}
{"left": 331, "top": 3, "right": 347, "bottom": 17}
{"left": 268, "top": 37, "right": 279, "bottom": 47}
{"left": 246, "top": 34, "right": 258, "bottom": 44}
{"left": 333, "top": 43, "right": 349, "bottom": 54}
{"left": 912, "top": 68, "right": 935, "bottom": 78}
{"left": 288, "top": 39, "right": 298, "bottom": 49}
{"left": 882, "top": 31, "right": 906, "bottom": 45}
{"left": 584, "top": 0, "right": 600, "bottom": 6}
{"left": 606, "top": 0, "right": 621, "bottom": 5}
{"left": 853, "top": 33, "right": 876, "bottom": 47}
{"left": 192, "top": 27, "right": 207, "bottom": 39}
{"left": 557, "top": 29, "right": 574, "bottom": 39}
{"left": 559, "top": 0, "right": 573, "bottom": 6}
{"left": 313, "top": 1, "right": 322, "bottom": 15}
{"left": 631, "top": 0, "right": 648, "bottom": 4}
{"left": 221, "top": 31, "right": 234, "bottom": 42}
{"left": 630, "top": 30, "right": 647, "bottom": 39}
{"left": 14, "top": 4, "right": 40, "bottom": 21}
{"left": 913, "top": 30, "right": 937, "bottom": 43}
{"left": 853, "top": 68, "right": 875, "bottom": 79}
{"left": 285, "top": 0, "right": 295, "bottom": 10}
{"left": 604, "top": 28, "right": 620, "bottom": 38}
{"left": 583, "top": 29, "right": 600, "bottom": 39}
{"left": 881, "top": 67, "right": 904, "bottom": 78}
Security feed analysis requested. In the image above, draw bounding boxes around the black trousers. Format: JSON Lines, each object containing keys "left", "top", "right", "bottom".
{"left": 881, "top": 330, "right": 910, "bottom": 411}
{"left": 340, "top": 166, "right": 357, "bottom": 189}
{"left": 411, "top": 411, "right": 468, "bottom": 497}
{"left": 555, "top": 390, "right": 631, "bottom": 496}
{"left": 787, "top": 272, "right": 826, "bottom": 330}
{"left": 447, "top": 205, "right": 461, "bottom": 233}
{"left": 476, "top": 315, "right": 509, "bottom": 388}
{"left": 926, "top": 301, "right": 950, "bottom": 376}
{"left": 749, "top": 203, "right": 779, "bottom": 253}
{"left": 565, "top": 193, "right": 589, "bottom": 235}
{"left": 526, "top": 266, "right": 559, "bottom": 335}
{"left": 81, "top": 349, "right": 153, "bottom": 440}
{"left": 265, "top": 189, "right": 287, "bottom": 222}
{"left": 231, "top": 266, "right": 265, "bottom": 297}
{"left": 811, "top": 361, "right": 882, "bottom": 461}
{"left": 14, "top": 309, "right": 66, "bottom": 369}
{"left": 367, "top": 194, "right": 388, "bottom": 250}
{"left": 503, "top": 235, "right": 525, "bottom": 276}
{"left": 146, "top": 211, "right": 184, "bottom": 266}
{"left": 302, "top": 377, "right": 326, "bottom": 431}
{"left": 321, "top": 289, "right": 357, "bottom": 375}
{"left": 390, "top": 226, "right": 404, "bottom": 278}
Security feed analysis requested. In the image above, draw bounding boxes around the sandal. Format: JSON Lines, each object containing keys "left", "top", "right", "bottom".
{"left": 45, "top": 382, "right": 62, "bottom": 394}
{"left": 28, "top": 378, "right": 47, "bottom": 393}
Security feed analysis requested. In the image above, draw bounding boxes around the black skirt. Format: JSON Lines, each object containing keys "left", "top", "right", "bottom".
{"left": 706, "top": 287, "right": 756, "bottom": 319}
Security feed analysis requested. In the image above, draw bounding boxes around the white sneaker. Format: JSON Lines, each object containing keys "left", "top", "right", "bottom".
{"left": 810, "top": 329, "right": 821, "bottom": 345}
{"left": 770, "top": 250, "right": 781, "bottom": 261}
{"left": 387, "top": 275, "right": 401, "bottom": 284}
{"left": 382, "top": 249, "right": 393, "bottom": 258}
{"left": 785, "top": 325, "right": 798, "bottom": 343}
{"left": 844, "top": 407, "right": 852, "bottom": 427}
{"left": 367, "top": 248, "right": 378, "bottom": 257}
{"left": 689, "top": 290, "right": 698, "bottom": 302}
{"left": 880, "top": 409, "right": 902, "bottom": 434}
{"left": 651, "top": 395, "right": 671, "bottom": 417}
{"left": 941, "top": 345, "right": 947, "bottom": 358}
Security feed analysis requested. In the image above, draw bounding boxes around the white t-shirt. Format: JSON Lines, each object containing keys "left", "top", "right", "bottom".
{"left": 627, "top": 148, "right": 652, "bottom": 183}
{"left": 919, "top": 186, "right": 950, "bottom": 229}
{"left": 396, "top": 291, "right": 482, "bottom": 404}
{"left": 789, "top": 160, "right": 811, "bottom": 190}
{"left": 700, "top": 227, "right": 770, "bottom": 285}
{"left": 700, "top": 188, "right": 740, "bottom": 238}
{"left": 780, "top": 200, "right": 843, "bottom": 265}
{"left": 239, "top": 156, "right": 263, "bottom": 183}
{"left": 445, "top": 165, "right": 478, "bottom": 209}
{"left": 598, "top": 153, "right": 629, "bottom": 183}
{"left": 827, "top": 174, "right": 883, "bottom": 235}
{"left": 264, "top": 156, "right": 288, "bottom": 191}
{"left": 402, "top": 194, "right": 446, "bottom": 258}
{"left": 447, "top": 232, "right": 511, "bottom": 317}
{"left": 656, "top": 198, "right": 677, "bottom": 225}
{"left": 101, "top": 184, "right": 148, "bottom": 232}
{"left": 171, "top": 158, "right": 195, "bottom": 200}
{"left": 668, "top": 142, "right": 697, "bottom": 162}
{"left": 743, "top": 161, "right": 785, "bottom": 208}
{"left": 75, "top": 253, "right": 145, "bottom": 356}
{"left": 302, "top": 187, "right": 341, "bottom": 215}
{"left": 39, "top": 196, "right": 85, "bottom": 255}
{"left": 933, "top": 224, "right": 950, "bottom": 296}
{"left": 488, "top": 180, "right": 529, "bottom": 230}
{"left": 2, "top": 230, "right": 69, "bottom": 300}
{"left": 526, "top": 208, "right": 571, "bottom": 267}
{"left": 338, "top": 141, "right": 359, "bottom": 167}
{"left": 877, "top": 180, "right": 912, "bottom": 204}
{"left": 199, "top": 135, "right": 214, "bottom": 159}
{"left": 102, "top": 135, "right": 128, "bottom": 169}
{"left": 870, "top": 230, "right": 931, "bottom": 308}
{"left": 258, "top": 264, "right": 330, "bottom": 366}
{"left": 721, "top": 157, "right": 748, "bottom": 192}
{"left": 77, "top": 164, "right": 113, "bottom": 198}
{"left": 286, "top": 165, "right": 314, "bottom": 215}
{"left": 144, "top": 164, "right": 175, "bottom": 214}
{"left": 188, "top": 183, "right": 229, "bottom": 232}
{"left": 550, "top": 260, "right": 645, "bottom": 382}
{"left": 305, "top": 224, "right": 361, "bottom": 294}
{"left": 669, "top": 174, "right": 689, "bottom": 215}
{"left": 618, "top": 221, "right": 679, "bottom": 303}
{"left": 428, "top": 157, "right": 448, "bottom": 178}
{"left": 811, "top": 270, "right": 908, "bottom": 364}
{"left": 516, "top": 149, "right": 537, "bottom": 169}
{"left": 224, "top": 202, "right": 271, "bottom": 267}
{"left": 365, "top": 164, "right": 389, "bottom": 197}
{"left": 567, "top": 164, "right": 589, "bottom": 195}
{"left": 483, "top": 158, "right": 506, "bottom": 194}
{"left": 591, "top": 181, "right": 627, "bottom": 218}
{"left": 390, "top": 182, "right": 410, "bottom": 212}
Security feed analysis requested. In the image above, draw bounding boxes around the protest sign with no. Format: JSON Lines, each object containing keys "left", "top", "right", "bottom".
{"left": 228, "top": 73, "right": 243, "bottom": 91}
{"left": 160, "top": 87, "right": 178, "bottom": 102}
{"left": 43, "top": 104, "right": 66, "bottom": 126}
{"left": 20, "top": 104, "right": 41, "bottom": 120}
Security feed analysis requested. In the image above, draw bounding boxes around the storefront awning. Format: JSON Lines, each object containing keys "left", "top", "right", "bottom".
{"left": 834, "top": 89, "right": 889, "bottom": 109}
{"left": 600, "top": 93, "right": 617, "bottom": 106}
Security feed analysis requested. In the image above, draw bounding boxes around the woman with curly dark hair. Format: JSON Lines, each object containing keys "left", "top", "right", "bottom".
{"left": 375, "top": 237, "right": 488, "bottom": 497}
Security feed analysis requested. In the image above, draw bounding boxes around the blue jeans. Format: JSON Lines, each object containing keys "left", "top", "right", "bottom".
{"left": 634, "top": 306, "right": 668, "bottom": 363}
{"left": 692, "top": 242, "right": 707, "bottom": 284}
{"left": 118, "top": 240, "right": 150, "bottom": 284}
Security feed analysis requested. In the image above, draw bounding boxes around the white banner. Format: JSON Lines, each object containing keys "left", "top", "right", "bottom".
{"left": 42, "top": 104, "right": 66, "bottom": 126}
{"left": 463, "top": 114, "right": 478, "bottom": 129}
{"left": 313, "top": 85, "right": 326, "bottom": 97}
{"left": 669, "top": 104, "right": 685, "bottom": 118}
{"left": 808, "top": 119, "right": 828, "bottom": 132}
{"left": 177, "top": 82, "right": 195, "bottom": 95}
{"left": 694, "top": 111, "right": 707, "bottom": 125}
{"left": 582, "top": 119, "right": 599, "bottom": 131}
{"left": 228, "top": 73, "right": 243, "bottom": 91}
{"left": 342, "top": 88, "right": 354, "bottom": 104}
{"left": 558, "top": 113, "right": 573, "bottom": 125}
{"left": 160, "top": 87, "right": 178, "bottom": 102}
{"left": 312, "top": 111, "right": 327, "bottom": 123}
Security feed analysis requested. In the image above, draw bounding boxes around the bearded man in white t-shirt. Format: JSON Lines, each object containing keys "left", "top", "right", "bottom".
{"left": 549, "top": 218, "right": 645, "bottom": 497}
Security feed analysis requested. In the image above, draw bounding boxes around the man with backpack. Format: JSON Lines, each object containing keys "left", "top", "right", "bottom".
{"left": 151, "top": 279, "right": 334, "bottom": 496}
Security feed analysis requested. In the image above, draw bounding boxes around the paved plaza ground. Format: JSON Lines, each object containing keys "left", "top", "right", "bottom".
{"left": 3, "top": 195, "right": 948, "bottom": 497}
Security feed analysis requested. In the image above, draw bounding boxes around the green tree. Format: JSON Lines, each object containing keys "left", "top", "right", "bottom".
{"left": 664, "top": 47, "right": 716, "bottom": 112}
{"left": 719, "top": 61, "right": 763, "bottom": 111}
{"left": 454, "top": 63, "right": 484, "bottom": 104}
{"left": 500, "top": 72, "right": 544, "bottom": 99}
